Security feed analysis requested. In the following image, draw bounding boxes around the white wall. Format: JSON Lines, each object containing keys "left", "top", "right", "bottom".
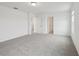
{"left": 35, "top": 11, "right": 71, "bottom": 36}
{"left": 71, "top": 2, "right": 79, "bottom": 55}
{"left": 0, "top": 5, "right": 29, "bottom": 42}
{"left": 51, "top": 12, "right": 71, "bottom": 36}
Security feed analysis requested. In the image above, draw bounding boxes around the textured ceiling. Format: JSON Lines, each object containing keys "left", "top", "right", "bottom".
{"left": 0, "top": 2, "right": 72, "bottom": 14}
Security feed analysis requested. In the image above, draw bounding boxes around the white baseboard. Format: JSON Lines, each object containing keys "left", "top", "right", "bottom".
{"left": 0, "top": 33, "right": 28, "bottom": 42}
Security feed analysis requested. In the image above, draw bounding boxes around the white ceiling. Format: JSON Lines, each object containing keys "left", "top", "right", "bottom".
{"left": 0, "top": 2, "right": 72, "bottom": 14}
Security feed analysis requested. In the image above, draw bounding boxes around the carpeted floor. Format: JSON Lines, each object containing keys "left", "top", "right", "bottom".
{"left": 0, "top": 34, "right": 78, "bottom": 56}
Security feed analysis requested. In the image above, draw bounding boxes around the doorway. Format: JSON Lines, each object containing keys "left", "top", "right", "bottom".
{"left": 31, "top": 15, "right": 37, "bottom": 34}
{"left": 31, "top": 16, "right": 35, "bottom": 34}
{"left": 48, "top": 16, "right": 53, "bottom": 34}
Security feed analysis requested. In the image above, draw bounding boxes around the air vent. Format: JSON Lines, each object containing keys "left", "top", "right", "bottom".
{"left": 13, "top": 7, "right": 18, "bottom": 10}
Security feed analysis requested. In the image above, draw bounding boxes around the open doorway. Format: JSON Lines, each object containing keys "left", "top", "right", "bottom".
{"left": 31, "top": 16, "right": 35, "bottom": 34}
{"left": 31, "top": 15, "right": 37, "bottom": 34}
{"left": 48, "top": 16, "right": 53, "bottom": 34}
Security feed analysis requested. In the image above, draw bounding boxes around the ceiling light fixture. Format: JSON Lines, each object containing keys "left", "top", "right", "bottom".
{"left": 31, "top": 2, "right": 37, "bottom": 6}
{"left": 30, "top": 2, "right": 40, "bottom": 6}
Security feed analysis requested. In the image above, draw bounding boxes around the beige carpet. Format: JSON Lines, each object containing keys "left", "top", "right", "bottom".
{"left": 0, "top": 34, "right": 78, "bottom": 56}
